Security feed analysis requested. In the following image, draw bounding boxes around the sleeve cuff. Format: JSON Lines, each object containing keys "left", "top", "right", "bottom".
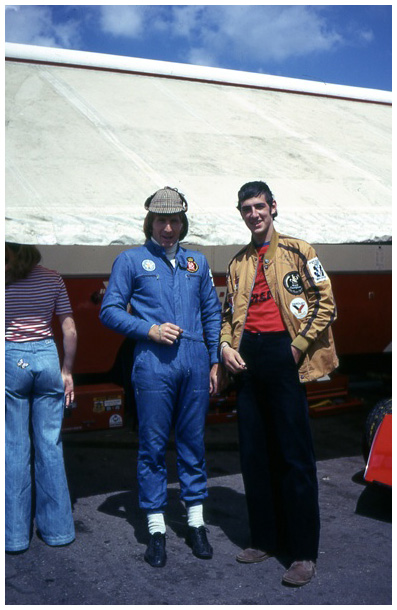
{"left": 132, "top": 320, "right": 154, "bottom": 340}
{"left": 220, "top": 334, "right": 232, "bottom": 346}
{"left": 292, "top": 334, "right": 311, "bottom": 353}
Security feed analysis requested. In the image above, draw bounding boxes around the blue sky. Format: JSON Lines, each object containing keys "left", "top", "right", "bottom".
{"left": 5, "top": 5, "right": 392, "bottom": 91}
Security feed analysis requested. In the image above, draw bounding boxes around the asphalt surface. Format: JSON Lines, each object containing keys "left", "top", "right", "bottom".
{"left": 5, "top": 383, "right": 392, "bottom": 606}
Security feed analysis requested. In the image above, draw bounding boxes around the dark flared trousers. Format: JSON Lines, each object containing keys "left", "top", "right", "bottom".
{"left": 236, "top": 330, "right": 320, "bottom": 562}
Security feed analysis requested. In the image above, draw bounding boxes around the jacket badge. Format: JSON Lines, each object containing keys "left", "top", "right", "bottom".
{"left": 187, "top": 257, "right": 199, "bottom": 273}
{"left": 290, "top": 297, "right": 308, "bottom": 319}
{"left": 283, "top": 271, "right": 303, "bottom": 295}
{"left": 308, "top": 257, "right": 328, "bottom": 283}
{"left": 142, "top": 259, "right": 156, "bottom": 272}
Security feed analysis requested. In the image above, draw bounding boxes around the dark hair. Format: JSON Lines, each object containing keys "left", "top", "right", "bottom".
{"left": 5, "top": 243, "right": 42, "bottom": 285}
{"left": 143, "top": 212, "right": 189, "bottom": 241}
{"left": 237, "top": 180, "right": 278, "bottom": 219}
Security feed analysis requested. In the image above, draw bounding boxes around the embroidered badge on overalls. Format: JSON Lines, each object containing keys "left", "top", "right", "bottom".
{"left": 187, "top": 257, "right": 199, "bottom": 273}
{"left": 142, "top": 259, "right": 156, "bottom": 272}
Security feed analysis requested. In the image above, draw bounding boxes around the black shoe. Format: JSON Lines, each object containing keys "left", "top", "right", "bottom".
{"left": 144, "top": 532, "right": 166, "bottom": 568}
{"left": 186, "top": 526, "right": 213, "bottom": 559}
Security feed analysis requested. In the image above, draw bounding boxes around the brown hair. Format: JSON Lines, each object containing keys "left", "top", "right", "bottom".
{"left": 143, "top": 212, "right": 189, "bottom": 241}
{"left": 5, "top": 243, "right": 41, "bottom": 285}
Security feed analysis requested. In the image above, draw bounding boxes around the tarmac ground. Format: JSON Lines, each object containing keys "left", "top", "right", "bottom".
{"left": 5, "top": 380, "right": 392, "bottom": 606}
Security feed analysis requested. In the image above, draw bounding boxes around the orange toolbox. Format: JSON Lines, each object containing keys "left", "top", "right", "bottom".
{"left": 62, "top": 383, "right": 125, "bottom": 432}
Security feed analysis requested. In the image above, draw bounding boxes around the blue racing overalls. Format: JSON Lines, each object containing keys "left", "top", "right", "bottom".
{"left": 100, "top": 240, "right": 221, "bottom": 511}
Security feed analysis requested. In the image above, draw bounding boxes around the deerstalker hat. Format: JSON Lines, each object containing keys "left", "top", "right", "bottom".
{"left": 144, "top": 187, "right": 188, "bottom": 214}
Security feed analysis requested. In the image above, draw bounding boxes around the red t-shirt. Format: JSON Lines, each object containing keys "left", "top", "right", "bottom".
{"left": 245, "top": 244, "right": 286, "bottom": 333}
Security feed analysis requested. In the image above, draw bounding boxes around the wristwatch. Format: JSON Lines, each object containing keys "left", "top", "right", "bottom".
{"left": 220, "top": 341, "right": 230, "bottom": 362}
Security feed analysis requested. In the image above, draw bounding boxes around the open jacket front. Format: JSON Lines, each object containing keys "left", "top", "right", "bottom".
{"left": 220, "top": 230, "right": 339, "bottom": 383}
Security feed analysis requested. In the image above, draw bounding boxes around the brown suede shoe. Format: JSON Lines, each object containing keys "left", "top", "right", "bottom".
{"left": 282, "top": 560, "right": 316, "bottom": 586}
{"left": 236, "top": 548, "right": 272, "bottom": 563}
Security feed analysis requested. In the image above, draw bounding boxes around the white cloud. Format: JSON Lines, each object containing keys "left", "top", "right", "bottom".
{"left": 5, "top": 5, "right": 81, "bottom": 48}
{"left": 4, "top": 5, "right": 375, "bottom": 72}
{"left": 188, "top": 46, "right": 217, "bottom": 68}
{"left": 168, "top": 5, "right": 206, "bottom": 37}
{"left": 358, "top": 29, "right": 374, "bottom": 44}
{"left": 99, "top": 5, "right": 146, "bottom": 38}
{"left": 173, "top": 6, "right": 344, "bottom": 67}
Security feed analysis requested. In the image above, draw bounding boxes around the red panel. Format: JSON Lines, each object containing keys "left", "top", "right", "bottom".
{"left": 62, "top": 383, "right": 125, "bottom": 432}
{"left": 53, "top": 276, "right": 124, "bottom": 374}
{"left": 214, "top": 272, "right": 391, "bottom": 356}
{"left": 330, "top": 273, "right": 392, "bottom": 355}
{"left": 364, "top": 414, "right": 392, "bottom": 487}
{"left": 53, "top": 271, "right": 391, "bottom": 378}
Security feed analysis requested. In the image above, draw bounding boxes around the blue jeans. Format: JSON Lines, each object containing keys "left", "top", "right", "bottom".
{"left": 5, "top": 339, "right": 75, "bottom": 551}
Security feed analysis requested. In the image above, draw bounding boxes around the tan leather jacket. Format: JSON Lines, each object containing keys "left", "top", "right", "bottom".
{"left": 220, "top": 230, "right": 339, "bottom": 383}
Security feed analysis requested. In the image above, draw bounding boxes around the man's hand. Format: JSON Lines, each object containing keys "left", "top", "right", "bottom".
{"left": 291, "top": 344, "right": 302, "bottom": 364}
{"left": 222, "top": 345, "right": 247, "bottom": 375}
{"left": 148, "top": 322, "right": 183, "bottom": 345}
{"left": 209, "top": 364, "right": 219, "bottom": 396}
{"left": 210, "top": 364, "right": 227, "bottom": 396}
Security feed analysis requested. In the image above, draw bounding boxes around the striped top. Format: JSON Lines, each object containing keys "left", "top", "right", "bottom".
{"left": 5, "top": 265, "right": 73, "bottom": 342}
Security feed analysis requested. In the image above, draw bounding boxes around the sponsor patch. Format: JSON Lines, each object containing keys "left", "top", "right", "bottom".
{"left": 142, "top": 259, "right": 156, "bottom": 272}
{"left": 308, "top": 257, "right": 328, "bottom": 283}
{"left": 187, "top": 257, "right": 199, "bottom": 273}
{"left": 109, "top": 414, "right": 123, "bottom": 428}
{"left": 283, "top": 271, "right": 303, "bottom": 295}
{"left": 93, "top": 401, "right": 105, "bottom": 414}
{"left": 290, "top": 297, "right": 308, "bottom": 319}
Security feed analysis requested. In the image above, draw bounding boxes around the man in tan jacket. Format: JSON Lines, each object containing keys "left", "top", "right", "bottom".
{"left": 220, "top": 180, "right": 338, "bottom": 587}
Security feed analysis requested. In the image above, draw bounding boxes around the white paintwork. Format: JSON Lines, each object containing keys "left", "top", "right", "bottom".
{"left": 5, "top": 42, "right": 392, "bottom": 103}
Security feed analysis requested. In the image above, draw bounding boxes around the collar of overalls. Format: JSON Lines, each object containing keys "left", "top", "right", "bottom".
{"left": 145, "top": 239, "right": 188, "bottom": 269}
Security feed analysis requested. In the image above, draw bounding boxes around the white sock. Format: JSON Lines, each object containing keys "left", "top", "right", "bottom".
{"left": 187, "top": 504, "right": 204, "bottom": 528}
{"left": 147, "top": 512, "right": 166, "bottom": 535}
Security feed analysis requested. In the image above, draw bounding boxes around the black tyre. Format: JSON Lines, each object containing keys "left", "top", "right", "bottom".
{"left": 363, "top": 398, "right": 392, "bottom": 461}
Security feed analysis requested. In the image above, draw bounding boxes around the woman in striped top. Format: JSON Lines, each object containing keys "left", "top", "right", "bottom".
{"left": 5, "top": 243, "right": 77, "bottom": 553}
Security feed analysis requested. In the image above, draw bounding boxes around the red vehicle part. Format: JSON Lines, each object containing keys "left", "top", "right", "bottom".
{"left": 56, "top": 271, "right": 391, "bottom": 378}
{"left": 364, "top": 413, "right": 392, "bottom": 487}
{"left": 62, "top": 383, "right": 125, "bottom": 433}
{"left": 54, "top": 270, "right": 390, "bottom": 430}
{"left": 214, "top": 272, "right": 392, "bottom": 356}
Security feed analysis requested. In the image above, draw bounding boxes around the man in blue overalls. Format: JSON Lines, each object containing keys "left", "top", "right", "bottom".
{"left": 100, "top": 187, "right": 222, "bottom": 567}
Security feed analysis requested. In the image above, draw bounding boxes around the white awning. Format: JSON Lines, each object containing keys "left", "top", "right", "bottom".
{"left": 5, "top": 43, "right": 392, "bottom": 246}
